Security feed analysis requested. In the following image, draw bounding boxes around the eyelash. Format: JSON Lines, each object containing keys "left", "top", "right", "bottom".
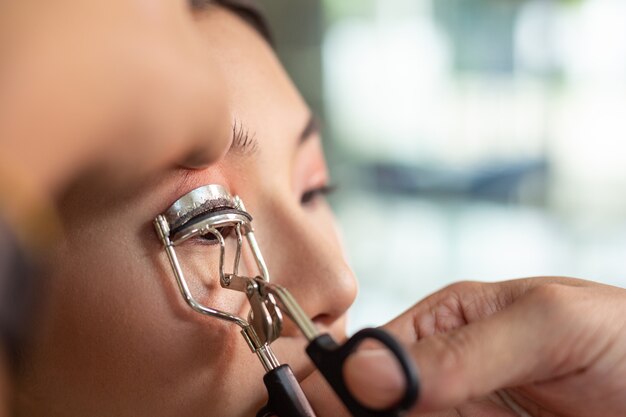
{"left": 232, "top": 120, "right": 258, "bottom": 154}
{"left": 300, "top": 184, "right": 337, "bottom": 206}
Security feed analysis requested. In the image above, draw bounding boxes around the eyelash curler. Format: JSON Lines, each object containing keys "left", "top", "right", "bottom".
{"left": 154, "top": 184, "right": 419, "bottom": 417}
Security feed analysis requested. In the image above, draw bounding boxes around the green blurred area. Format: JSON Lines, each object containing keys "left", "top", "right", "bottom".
{"left": 257, "top": 0, "right": 626, "bottom": 328}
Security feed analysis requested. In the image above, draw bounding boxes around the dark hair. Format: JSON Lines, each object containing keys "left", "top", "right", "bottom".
{"left": 190, "top": 0, "right": 273, "bottom": 45}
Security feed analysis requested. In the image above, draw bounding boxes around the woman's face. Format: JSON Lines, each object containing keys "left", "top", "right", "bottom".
{"left": 18, "top": 7, "right": 357, "bottom": 417}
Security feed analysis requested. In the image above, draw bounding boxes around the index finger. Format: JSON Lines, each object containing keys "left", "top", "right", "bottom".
{"left": 383, "top": 277, "right": 591, "bottom": 344}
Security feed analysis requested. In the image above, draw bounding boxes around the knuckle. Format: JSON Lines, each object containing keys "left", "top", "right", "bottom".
{"left": 529, "top": 282, "right": 565, "bottom": 302}
{"left": 442, "top": 281, "right": 497, "bottom": 321}
{"left": 527, "top": 283, "right": 574, "bottom": 318}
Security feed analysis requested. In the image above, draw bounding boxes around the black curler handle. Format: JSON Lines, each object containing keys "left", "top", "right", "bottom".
{"left": 257, "top": 364, "right": 317, "bottom": 417}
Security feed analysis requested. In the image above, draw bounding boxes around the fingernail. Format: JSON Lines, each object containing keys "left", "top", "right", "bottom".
{"left": 343, "top": 349, "right": 404, "bottom": 409}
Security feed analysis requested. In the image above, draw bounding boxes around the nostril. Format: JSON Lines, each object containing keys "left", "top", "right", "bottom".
{"left": 311, "top": 314, "right": 333, "bottom": 329}
{"left": 311, "top": 314, "right": 348, "bottom": 341}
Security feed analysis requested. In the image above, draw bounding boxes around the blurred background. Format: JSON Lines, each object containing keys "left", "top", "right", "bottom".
{"left": 257, "top": 0, "right": 626, "bottom": 331}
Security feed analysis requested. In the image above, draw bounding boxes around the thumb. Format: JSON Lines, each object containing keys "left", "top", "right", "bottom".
{"left": 302, "top": 349, "right": 408, "bottom": 416}
{"left": 343, "top": 349, "right": 407, "bottom": 409}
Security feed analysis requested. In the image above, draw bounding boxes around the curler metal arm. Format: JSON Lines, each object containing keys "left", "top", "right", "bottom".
{"left": 155, "top": 185, "right": 317, "bottom": 416}
{"left": 256, "top": 281, "right": 320, "bottom": 341}
{"left": 155, "top": 184, "right": 417, "bottom": 416}
{"left": 154, "top": 214, "right": 281, "bottom": 371}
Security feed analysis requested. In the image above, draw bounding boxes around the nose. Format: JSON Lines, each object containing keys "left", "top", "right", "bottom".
{"left": 252, "top": 198, "right": 358, "bottom": 337}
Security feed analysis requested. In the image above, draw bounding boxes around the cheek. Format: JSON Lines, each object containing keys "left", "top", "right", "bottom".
{"left": 31, "top": 232, "right": 265, "bottom": 414}
{"left": 50, "top": 244, "right": 228, "bottom": 374}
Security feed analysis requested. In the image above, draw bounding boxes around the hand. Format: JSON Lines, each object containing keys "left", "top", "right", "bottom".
{"left": 0, "top": 0, "right": 230, "bottom": 196}
{"left": 329, "top": 277, "right": 626, "bottom": 417}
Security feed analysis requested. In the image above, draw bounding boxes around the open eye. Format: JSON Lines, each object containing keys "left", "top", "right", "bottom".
{"left": 301, "top": 184, "right": 337, "bottom": 206}
{"left": 198, "top": 226, "right": 234, "bottom": 244}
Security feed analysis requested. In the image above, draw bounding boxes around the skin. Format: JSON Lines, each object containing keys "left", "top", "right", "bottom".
{"left": 15, "top": 6, "right": 356, "bottom": 417}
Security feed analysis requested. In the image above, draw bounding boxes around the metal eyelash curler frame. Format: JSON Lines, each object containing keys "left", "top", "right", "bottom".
{"left": 154, "top": 185, "right": 419, "bottom": 417}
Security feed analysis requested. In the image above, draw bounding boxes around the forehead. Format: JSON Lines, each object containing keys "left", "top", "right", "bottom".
{"left": 195, "top": 7, "right": 309, "bottom": 155}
